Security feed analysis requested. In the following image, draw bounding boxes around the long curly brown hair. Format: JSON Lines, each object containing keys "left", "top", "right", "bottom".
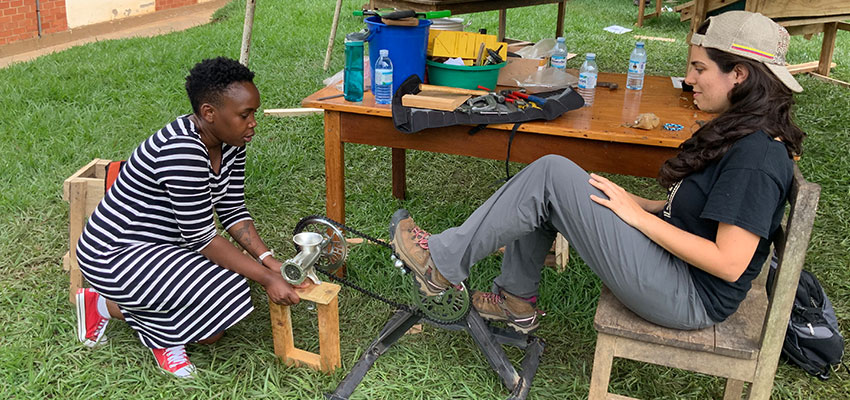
{"left": 657, "top": 27, "right": 805, "bottom": 188}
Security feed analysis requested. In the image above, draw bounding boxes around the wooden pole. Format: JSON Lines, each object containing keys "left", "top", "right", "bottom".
{"left": 323, "top": 0, "right": 344, "bottom": 71}
{"left": 240, "top": 0, "right": 257, "bottom": 66}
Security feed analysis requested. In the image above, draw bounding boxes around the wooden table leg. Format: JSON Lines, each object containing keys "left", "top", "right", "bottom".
{"left": 498, "top": 9, "right": 507, "bottom": 42}
{"left": 818, "top": 22, "right": 838, "bottom": 76}
{"left": 324, "top": 111, "right": 345, "bottom": 224}
{"left": 556, "top": 0, "right": 566, "bottom": 38}
{"left": 392, "top": 148, "right": 406, "bottom": 200}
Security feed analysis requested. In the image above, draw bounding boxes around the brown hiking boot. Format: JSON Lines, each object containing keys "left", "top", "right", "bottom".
{"left": 472, "top": 289, "right": 541, "bottom": 333}
{"left": 389, "top": 209, "right": 452, "bottom": 296}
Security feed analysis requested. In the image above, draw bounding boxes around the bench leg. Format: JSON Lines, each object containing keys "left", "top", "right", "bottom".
{"left": 723, "top": 378, "right": 746, "bottom": 400}
{"left": 589, "top": 332, "right": 616, "bottom": 400}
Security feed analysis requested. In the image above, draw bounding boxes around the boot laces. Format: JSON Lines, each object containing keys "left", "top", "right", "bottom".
{"left": 411, "top": 226, "right": 431, "bottom": 250}
{"left": 164, "top": 346, "right": 189, "bottom": 369}
{"left": 480, "top": 292, "right": 505, "bottom": 304}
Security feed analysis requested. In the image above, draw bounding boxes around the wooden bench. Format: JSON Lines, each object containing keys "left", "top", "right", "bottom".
{"left": 589, "top": 164, "right": 820, "bottom": 399}
{"left": 680, "top": 0, "right": 850, "bottom": 86}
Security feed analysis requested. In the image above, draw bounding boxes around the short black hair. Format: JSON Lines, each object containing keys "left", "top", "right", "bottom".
{"left": 185, "top": 57, "right": 255, "bottom": 113}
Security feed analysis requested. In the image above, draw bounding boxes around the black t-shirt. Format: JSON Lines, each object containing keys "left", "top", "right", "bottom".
{"left": 659, "top": 131, "right": 793, "bottom": 322}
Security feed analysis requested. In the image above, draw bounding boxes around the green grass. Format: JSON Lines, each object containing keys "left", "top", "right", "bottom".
{"left": 1, "top": 0, "right": 849, "bottom": 398}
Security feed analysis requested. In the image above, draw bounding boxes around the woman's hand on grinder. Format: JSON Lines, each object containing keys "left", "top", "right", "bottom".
{"left": 263, "top": 273, "right": 301, "bottom": 305}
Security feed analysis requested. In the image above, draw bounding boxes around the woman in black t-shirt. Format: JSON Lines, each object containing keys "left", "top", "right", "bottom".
{"left": 389, "top": 11, "right": 806, "bottom": 333}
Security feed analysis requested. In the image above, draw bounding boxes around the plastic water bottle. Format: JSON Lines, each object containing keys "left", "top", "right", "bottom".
{"left": 343, "top": 31, "right": 365, "bottom": 102}
{"left": 578, "top": 53, "right": 598, "bottom": 107}
{"left": 374, "top": 49, "right": 393, "bottom": 105}
{"left": 627, "top": 42, "right": 647, "bottom": 90}
{"left": 549, "top": 37, "right": 567, "bottom": 70}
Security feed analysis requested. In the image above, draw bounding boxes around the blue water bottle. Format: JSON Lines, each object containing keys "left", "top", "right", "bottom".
{"left": 374, "top": 49, "right": 393, "bottom": 105}
{"left": 627, "top": 41, "right": 646, "bottom": 90}
{"left": 343, "top": 31, "right": 366, "bottom": 102}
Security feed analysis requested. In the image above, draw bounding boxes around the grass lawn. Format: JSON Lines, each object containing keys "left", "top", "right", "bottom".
{"left": 1, "top": 0, "right": 848, "bottom": 398}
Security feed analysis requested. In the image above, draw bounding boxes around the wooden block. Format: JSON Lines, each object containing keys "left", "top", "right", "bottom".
{"left": 264, "top": 108, "right": 324, "bottom": 117}
{"left": 64, "top": 159, "right": 112, "bottom": 304}
{"left": 608, "top": 394, "right": 640, "bottom": 400}
{"left": 402, "top": 93, "right": 470, "bottom": 111}
{"left": 68, "top": 180, "right": 88, "bottom": 304}
{"left": 269, "top": 300, "right": 295, "bottom": 354}
{"left": 756, "top": 1, "right": 850, "bottom": 20}
{"left": 285, "top": 347, "right": 322, "bottom": 370}
{"left": 63, "top": 158, "right": 109, "bottom": 202}
{"left": 554, "top": 233, "right": 569, "bottom": 271}
{"left": 269, "top": 282, "right": 341, "bottom": 373}
{"left": 787, "top": 61, "right": 835, "bottom": 75}
{"left": 419, "top": 84, "right": 488, "bottom": 96}
{"left": 382, "top": 17, "right": 418, "bottom": 26}
{"left": 633, "top": 35, "right": 676, "bottom": 43}
{"left": 809, "top": 72, "right": 850, "bottom": 88}
{"left": 295, "top": 281, "right": 341, "bottom": 305}
{"left": 317, "top": 296, "right": 341, "bottom": 372}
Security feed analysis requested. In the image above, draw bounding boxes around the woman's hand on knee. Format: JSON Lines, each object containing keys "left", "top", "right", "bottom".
{"left": 588, "top": 173, "right": 648, "bottom": 228}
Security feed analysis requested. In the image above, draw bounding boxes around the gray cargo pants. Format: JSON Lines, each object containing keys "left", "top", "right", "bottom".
{"left": 428, "top": 155, "right": 714, "bottom": 330}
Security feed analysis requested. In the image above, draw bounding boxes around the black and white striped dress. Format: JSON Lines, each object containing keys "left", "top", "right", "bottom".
{"left": 77, "top": 115, "right": 254, "bottom": 349}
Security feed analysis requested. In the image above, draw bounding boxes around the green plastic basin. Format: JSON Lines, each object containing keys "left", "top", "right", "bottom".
{"left": 425, "top": 60, "right": 506, "bottom": 90}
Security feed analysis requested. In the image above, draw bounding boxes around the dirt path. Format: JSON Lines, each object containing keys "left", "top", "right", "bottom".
{"left": 0, "top": 0, "right": 230, "bottom": 68}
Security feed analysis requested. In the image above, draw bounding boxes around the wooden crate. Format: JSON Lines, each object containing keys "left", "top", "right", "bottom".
{"left": 63, "top": 158, "right": 111, "bottom": 304}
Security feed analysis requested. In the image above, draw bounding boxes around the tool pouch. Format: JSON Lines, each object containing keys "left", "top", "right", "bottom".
{"left": 391, "top": 75, "right": 584, "bottom": 134}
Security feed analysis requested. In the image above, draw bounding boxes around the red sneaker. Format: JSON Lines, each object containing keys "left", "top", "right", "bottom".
{"left": 151, "top": 345, "right": 196, "bottom": 378}
{"left": 75, "top": 288, "right": 109, "bottom": 348}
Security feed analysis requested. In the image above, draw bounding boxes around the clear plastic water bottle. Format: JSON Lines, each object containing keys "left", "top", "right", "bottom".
{"left": 578, "top": 53, "right": 598, "bottom": 107}
{"left": 627, "top": 41, "right": 647, "bottom": 90}
{"left": 343, "top": 31, "right": 365, "bottom": 102}
{"left": 549, "top": 37, "right": 567, "bottom": 70}
{"left": 374, "top": 49, "right": 393, "bottom": 105}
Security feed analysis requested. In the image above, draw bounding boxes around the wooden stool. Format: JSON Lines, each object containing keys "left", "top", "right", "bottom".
{"left": 63, "top": 158, "right": 111, "bottom": 304}
{"left": 269, "top": 282, "right": 342, "bottom": 373}
{"left": 637, "top": 0, "right": 663, "bottom": 27}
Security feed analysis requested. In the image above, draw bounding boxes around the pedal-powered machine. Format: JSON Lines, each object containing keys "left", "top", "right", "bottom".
{"left": 283, "top": 216, "right": 545, "bottom": 400}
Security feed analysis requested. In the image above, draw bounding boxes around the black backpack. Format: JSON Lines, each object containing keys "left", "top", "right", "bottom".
{"left": 768, "top": 258, "right": 847, "bottom": 380}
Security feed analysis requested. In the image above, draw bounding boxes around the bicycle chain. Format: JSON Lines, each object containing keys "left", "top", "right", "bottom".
{"left": 297, "top": 215, "right": 469, "bottom": 325}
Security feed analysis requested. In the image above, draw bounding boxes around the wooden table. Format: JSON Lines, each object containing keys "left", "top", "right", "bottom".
{"left": 301, "top": 72, "right": 711, "bottom": 225}
{"left": 369, "top": 0, "right": 568, "bottom": 41}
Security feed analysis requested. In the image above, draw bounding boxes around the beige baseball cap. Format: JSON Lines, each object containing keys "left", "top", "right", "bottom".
{"left": 690, "top": 11, "right": 803, "bottom": 93}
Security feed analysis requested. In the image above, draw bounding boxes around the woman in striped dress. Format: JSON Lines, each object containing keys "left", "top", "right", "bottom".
{"left": 74, "top": 57, "right": 302, "bottom": 378}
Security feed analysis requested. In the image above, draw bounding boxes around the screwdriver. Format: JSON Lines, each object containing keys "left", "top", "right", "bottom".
{"left": 511, "top": 91, "right": 547, "bottom": 106}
